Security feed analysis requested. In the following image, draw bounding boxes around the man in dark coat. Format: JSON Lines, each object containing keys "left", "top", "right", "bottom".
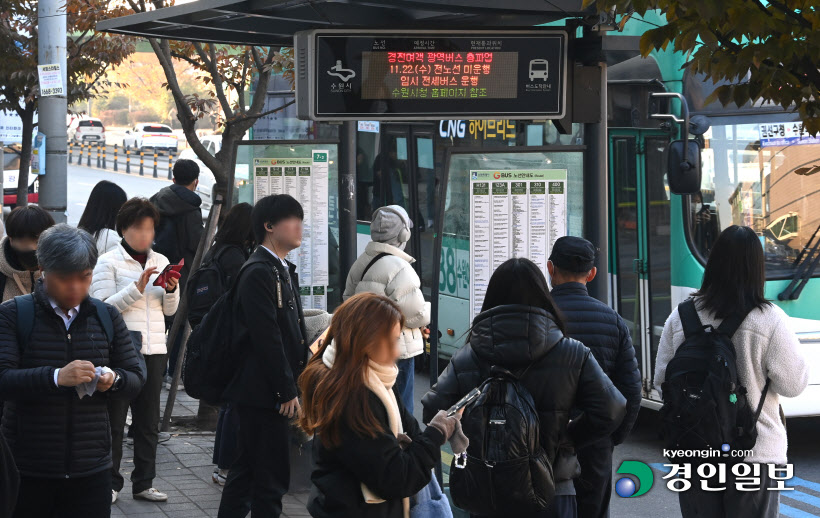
{"left": 150, "top": 158, "right": 204, "bottom": 288}
{"left": 548, "top": 236, "right": 642, "bottom": 518}
{"left": 218, "top": 194, "right": 309, "bottom": 518}
{"left": 0, "top": 224, "right": 145, "bottom": 516}
{"left": 150, "top": 158, "right": 204, "bottom": 378}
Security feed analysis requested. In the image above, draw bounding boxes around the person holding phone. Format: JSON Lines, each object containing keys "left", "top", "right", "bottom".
{"left": 422, "top": 258, "right": 627, "bottom": 518}
{"left": 299, "top": 292, "right": 466, "bottom": 518}
{"left": 91, "top": 197, "right": 180, "bottom": 504}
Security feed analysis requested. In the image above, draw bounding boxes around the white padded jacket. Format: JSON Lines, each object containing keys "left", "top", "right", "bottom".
{"left": 654, "top": 299, "right": 809, "bottom": 465}
{"left": 343, "top": 241, "right": 431, "bottom": 359}
{"left": 90, "top": 243, "right": 180, "bottom": 355}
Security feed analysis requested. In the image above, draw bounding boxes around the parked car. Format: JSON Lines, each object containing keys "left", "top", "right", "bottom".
{"left": 3, "top": 170, "right": 39, "bottom": 208}
{"left": 68, "top": 118, "right": 105, "bottom": 143}
{"left": 179, "top": 135, "right": 220, "bottom": 220}
{"left": 122, "top": 123, "right": 178, "bottom": 153}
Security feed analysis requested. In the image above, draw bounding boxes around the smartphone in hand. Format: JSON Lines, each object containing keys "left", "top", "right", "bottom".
{"left": 446, "top": 387, "right": 481, "bottom": 417}
{"left": 153, "top": 259, "right": 184, "bottom": 286}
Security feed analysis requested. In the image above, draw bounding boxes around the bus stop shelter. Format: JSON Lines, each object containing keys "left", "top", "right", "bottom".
{"left": 99, "top": 0, "right": 640, "bottom": 304}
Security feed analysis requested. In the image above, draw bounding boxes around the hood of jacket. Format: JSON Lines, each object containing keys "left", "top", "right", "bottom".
{"left": 364, "top": 240, "right": 415, "bottom": 264}
{"left": 469, "top": 305, "right": 564, "bottom": 369}
{"left": 0, "top": 237, "right": 31, "bottom": 277}
{"left": 151, "top": 184, "right": 201, "bottom": 216}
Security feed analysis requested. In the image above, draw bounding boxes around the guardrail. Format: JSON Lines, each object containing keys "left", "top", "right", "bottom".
{"left": 66, "top": 140, "right": 176, "bottom": 180}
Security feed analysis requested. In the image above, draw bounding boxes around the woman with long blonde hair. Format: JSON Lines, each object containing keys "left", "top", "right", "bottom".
{"left": 300, "top": 292, "right": 464, "bottom": 518}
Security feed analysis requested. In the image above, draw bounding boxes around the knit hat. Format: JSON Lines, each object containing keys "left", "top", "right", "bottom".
{"left": 370, "top": 205, "right": 413, "bottom": 250}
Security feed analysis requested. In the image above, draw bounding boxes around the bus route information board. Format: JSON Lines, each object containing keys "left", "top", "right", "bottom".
{"left": 469, "top": 169, "right": 567, "bottom": 320}
{"left": 252, "top": 150, "right": 330, "bottom": 310}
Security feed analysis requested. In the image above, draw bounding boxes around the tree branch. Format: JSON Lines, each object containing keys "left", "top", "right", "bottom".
{"left": 239, "top": 99, "right": 295, "bottom": 122}
{"left": 766, "top": 0, "right": 812, "bottom": 29}
{"left": 193, "top": 43, "right": 233, "bottom": 117}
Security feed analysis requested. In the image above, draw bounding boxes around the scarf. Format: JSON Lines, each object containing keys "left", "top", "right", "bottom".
{"left": 322, "top": 341, "right": 410, "bottom": 518}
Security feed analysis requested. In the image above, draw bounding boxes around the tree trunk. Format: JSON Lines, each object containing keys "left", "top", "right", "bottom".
{"left": 16, "top": 103, "right": 35, "bottom": 208}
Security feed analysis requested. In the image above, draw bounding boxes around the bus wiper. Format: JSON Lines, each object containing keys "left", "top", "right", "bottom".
{"left": 779, "top": 222, "right": 820, "bottom": 301}
{"left": 793, "top": 222, "right": 820, "bottom": 266}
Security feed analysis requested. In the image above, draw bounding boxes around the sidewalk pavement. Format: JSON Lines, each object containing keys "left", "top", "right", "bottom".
{"left": 113, "top": 385, "right": 311, "bottom": 517}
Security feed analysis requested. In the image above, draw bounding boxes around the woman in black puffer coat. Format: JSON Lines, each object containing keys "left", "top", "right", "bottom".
{"left": 422, "top": 258, "right": 627, "bottom": 518}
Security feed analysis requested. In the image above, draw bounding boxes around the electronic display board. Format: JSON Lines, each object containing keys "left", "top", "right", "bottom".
{"left": 295, "top": 30, "right": 567, "bottom": 121}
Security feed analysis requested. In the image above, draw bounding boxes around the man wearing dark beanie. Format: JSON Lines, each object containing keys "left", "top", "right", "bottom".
{"left": 548, "top": 236, "right": 642, "bottom": 518}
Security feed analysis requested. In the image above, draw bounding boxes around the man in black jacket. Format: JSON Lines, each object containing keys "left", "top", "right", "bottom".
{"left": 548, "top": 236, "right": 642, "bottom": 518}
{"left": 0, "top": 224, "right": 145, "bottom": 517}
{"left": 218, "top": 194, "right": 308, "bottom": 518}
{"left": 150, "top": 158, "right": 204, "bottom": 287}
{"left": 151, "top": 158, "right": 204, "bottom": 378}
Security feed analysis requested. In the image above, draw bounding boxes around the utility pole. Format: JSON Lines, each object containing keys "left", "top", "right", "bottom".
{"left": 38, "top": 0, "right": 68, "bottom": 223}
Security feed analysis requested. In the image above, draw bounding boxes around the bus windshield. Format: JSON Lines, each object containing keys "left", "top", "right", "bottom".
{"left": 691, "top": 120, "right": 820, "bottom": 278}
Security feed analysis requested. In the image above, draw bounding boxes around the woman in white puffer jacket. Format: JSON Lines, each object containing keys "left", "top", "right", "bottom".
{"left": 91, "top": 197, "right": 180, "bottom": 504}
{"left": 343, "top": 205, "right": 431, "bottom": 413}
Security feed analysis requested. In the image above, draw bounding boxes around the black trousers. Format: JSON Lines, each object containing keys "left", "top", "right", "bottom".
{"left": 213, "top": 404, "right": 240, "bottom": 470}
{"left": 217, "top": 406, "right": 290, "bottom": 518}
{"left": 13, "top": 469, "right": 111, "bottom": 518}
{"left": 109, "top": 353, "right": 167, "bottom": 494}
{"left": 573, "top": 438, "right": 613, "bottom": 518}
{"left": 678, "top": 463, "right": 781, "bottom": 518}
{"left": 471, "top": 495, "right": 577, "bottom": 518}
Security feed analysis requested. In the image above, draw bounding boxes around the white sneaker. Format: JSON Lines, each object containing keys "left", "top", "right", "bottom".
{"left": 212, "top": 468, "right": 228, "bottom": 486}
{"left": 133, "top": 488, "right": 168, "bottom": 502}
{"left": 112, "top": 490, "right": 118, "bottom": 504}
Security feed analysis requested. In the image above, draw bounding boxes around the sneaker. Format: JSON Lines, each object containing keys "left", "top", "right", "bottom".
{"left": 112, "top": 490, "right": 118, "bottom": 504}
{"left": 158, "top": 432, "right": 172, "bottom": 443}
{"left": 212, "top": 468, "right": 228, "bottom": 486}
{"left": 133, "top": 488, "right": 168, "bottom": 502}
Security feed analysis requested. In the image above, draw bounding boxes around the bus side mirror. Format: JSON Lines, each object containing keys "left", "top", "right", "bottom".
{"left": 667, "top": 139, "right": 702, "bottom": 195}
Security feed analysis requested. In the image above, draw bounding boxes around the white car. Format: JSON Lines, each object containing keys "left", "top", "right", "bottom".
{"left": 122, "top": 123, "right": 179, "bottom": 153}
{"left": 3, "top": 169, "right": 39, "bottom": 208}
{"left": 68, "top": 117, "right": 105, "bottom": 143}
{"left": 179, "top": 135, "right": 221, "bottom": 219}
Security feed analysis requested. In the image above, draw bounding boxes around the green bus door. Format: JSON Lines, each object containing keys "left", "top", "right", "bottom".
{"left": 609, "top": 130, "right": 672, "bottom": 401}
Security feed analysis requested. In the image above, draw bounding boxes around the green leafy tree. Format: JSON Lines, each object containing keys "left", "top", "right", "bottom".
{"left": 0, "top": 0, "right": 135, "bottom": 205}
{"left": 586, "top": 0, "right": 820, "bottom": 134}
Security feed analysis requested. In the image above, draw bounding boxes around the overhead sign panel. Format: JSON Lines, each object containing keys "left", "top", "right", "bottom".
{"left": 295, "top": 30, "right": 567, "bottom": 121}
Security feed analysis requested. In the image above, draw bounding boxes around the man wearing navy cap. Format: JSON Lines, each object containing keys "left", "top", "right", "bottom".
{"left": 548, "top": 236, "right": 642, "bottom": 518}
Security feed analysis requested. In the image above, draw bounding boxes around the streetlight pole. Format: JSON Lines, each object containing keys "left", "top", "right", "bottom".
{"left": 38, "top": 0, "right": 68, "bottom": 223}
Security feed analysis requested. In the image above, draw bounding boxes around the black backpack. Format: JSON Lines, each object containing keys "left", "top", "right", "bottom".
{"left": 185, "top": 246, "right": 236, "bottom": 328}
{"left": 153, "top": 215, "right": 183, "bottom": 264}
{"left": 182, "top": 257, "right": 271, "bottom": 404}
{"left": 449, "top": 365, "right": 554, "bottom": 517}
{"left": 659, "top": 299, "right": 769, "bottom": 460}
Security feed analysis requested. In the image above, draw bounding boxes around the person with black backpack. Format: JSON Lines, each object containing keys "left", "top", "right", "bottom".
{"left": 422, "top": 258, "right": 627, "bottom": 518}
{"left": 216, "top": 194, "right": 309, "bottom": 518}
{"left": 0, "top": 224, "right": 145, "bottom": 517}
{"left": 150, "top": 158, "right": 203, "bottom": 380}
{"left": 654, "top": 225, "right": 809, "bottom": 518}
{"left": 184, "top": 202, "right": 254, "bottom": 486}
